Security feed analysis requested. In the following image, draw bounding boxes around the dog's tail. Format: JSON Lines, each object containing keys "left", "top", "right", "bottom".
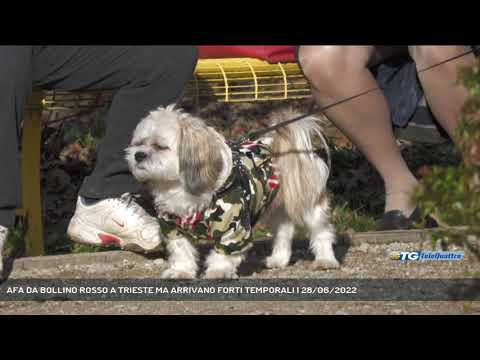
{"left": 269, "top": 108, "right": 330, "bottom": 224}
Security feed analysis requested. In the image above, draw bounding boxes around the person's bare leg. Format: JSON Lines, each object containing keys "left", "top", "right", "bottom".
{"left": 298, "top": 45, "right": 418, "bottom": 216}
{"left": 409, "top": 45, "right": 475, "bottom": 138}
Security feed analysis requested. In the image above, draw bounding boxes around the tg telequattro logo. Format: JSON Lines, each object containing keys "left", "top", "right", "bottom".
{"left": 390, "top": 251, "right": 464, "bottom": 261}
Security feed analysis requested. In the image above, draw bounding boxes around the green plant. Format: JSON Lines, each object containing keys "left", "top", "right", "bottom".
{"left": 414, "top": 60, "right": 480, "bottom": 259}
{"left": 71, "top": 243, "right": 116, "bottom": 254}
{"left": 331, "top": 202, "right": 376, "bottom": 233}
{"left": 4, "top": 219, "right": 26, "bottom": 258}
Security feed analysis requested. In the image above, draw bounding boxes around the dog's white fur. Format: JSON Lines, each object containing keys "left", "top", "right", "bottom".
{"left": 126, "top": 105, "right": 339, "bottom": 278}
{"left": 0, "top": 226, "right": 7, "bottom": 276}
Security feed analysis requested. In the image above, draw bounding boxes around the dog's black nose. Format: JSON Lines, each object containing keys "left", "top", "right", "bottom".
{"left": 135, "top": 152, "right": 147, "bottom": 162}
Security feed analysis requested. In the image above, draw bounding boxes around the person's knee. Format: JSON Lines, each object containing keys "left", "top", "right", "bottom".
{"left": 298, "top": 46, "right": 346, "bottom": 88}
{"left": 298, "top": 46, "right": 371, "bottom": 90}
{"left": 408, "top": 45, "right": 471, "bottom": 69}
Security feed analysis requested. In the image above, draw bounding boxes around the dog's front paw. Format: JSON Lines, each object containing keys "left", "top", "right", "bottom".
{"left": 265, "top": 254, "right": 290, "bottom": 269}
{"left": 203, "top": 268, "right": 239, "bottom": 279}
{"left": 161, "top": 267, "right": 196, "bottom": 279}
{"left": 309, "top": 258, "right": 340, "bottom": 270}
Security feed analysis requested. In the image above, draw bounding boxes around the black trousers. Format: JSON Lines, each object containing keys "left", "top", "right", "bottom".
{"left": 0, "top": 46, "right": 198, "bottom": 228}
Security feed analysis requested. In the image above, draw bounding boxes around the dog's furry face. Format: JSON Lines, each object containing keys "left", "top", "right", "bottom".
{"left": 126, "top": 105, "right": 226, "bottom": 195}
{"left": 126, "top": 107, "right": 181, "bottom": 185}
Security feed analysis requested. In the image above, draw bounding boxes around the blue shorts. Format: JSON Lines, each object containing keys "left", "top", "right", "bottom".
{"left": 373, "top": 55, "right": 423, "bottom": 127}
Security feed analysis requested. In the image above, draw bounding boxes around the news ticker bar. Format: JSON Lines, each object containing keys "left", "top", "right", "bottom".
{"left": 0, "top": 279, "right": 478, "bottom": 301}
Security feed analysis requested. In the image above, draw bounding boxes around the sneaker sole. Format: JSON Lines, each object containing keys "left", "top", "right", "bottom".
{"left": 67, "top": 216, "right": 162, "bottom": 252}
{"left": 67, "top": 217, "right": 123, "bottom": 247}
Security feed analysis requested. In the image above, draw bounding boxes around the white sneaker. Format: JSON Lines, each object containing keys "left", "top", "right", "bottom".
{"left": 0, "top": 225, "right": 8, "bottom": 276}
{"left": 67, "top": 194, "right": 163, "bottom": 252}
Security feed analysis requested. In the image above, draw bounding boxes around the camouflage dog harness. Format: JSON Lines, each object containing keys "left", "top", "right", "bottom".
{"left": 158, "top": 140, "right": 280, "bottom": 255}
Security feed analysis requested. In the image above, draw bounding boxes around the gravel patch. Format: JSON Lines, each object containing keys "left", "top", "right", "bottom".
{"left": 1, "top": 239, "right": 479, "bottom": 314}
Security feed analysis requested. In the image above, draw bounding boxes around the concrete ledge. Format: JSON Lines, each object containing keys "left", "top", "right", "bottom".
{"left": 9, "top": 229, "right": 442, "bottom": 272}
{"left": 342, "top": 229, "right": 435, "bottom": 246}
{"left": 11, "top": 250, "right": 148, "bottom": 272}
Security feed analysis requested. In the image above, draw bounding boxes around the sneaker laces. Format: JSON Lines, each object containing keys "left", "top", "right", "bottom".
{"left": 117, "top": 193, "right": 151, "bottom": 221}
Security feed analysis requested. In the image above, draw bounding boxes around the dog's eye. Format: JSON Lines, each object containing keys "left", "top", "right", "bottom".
{"left": 153, "top": 144, "right": 169, "bottom": 151}
{"left": 132, "top": 140, "right": 145, "bottom": 147}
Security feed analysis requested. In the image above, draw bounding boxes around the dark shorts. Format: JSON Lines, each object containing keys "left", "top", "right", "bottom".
{"left": 372, "top": 54, "right": 423, "bottom": 127}
{"left": 374, "top": 46, "right": 479, "bottom": 127}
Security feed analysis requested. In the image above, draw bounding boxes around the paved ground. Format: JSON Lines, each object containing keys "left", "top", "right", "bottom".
{"left": 1, "top": 233, "right": 479, "bottom": 315}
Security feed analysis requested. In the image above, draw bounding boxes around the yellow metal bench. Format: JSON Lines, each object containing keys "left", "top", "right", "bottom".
{"left": 19, "top": 58, "right": 311, "bottom": 256}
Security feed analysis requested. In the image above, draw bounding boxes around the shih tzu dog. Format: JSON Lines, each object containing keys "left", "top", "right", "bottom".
{"left": 125, "top": 105, "right": 339, "bottom": 279}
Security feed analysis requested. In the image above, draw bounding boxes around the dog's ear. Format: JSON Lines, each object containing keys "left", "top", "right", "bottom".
{"left": 178, "top": 119, "right": 224, "bottom": 195}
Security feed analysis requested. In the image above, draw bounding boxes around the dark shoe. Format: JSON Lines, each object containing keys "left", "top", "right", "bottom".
{"left": 376, "top": 207, "right": 438, "bottom": 231}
